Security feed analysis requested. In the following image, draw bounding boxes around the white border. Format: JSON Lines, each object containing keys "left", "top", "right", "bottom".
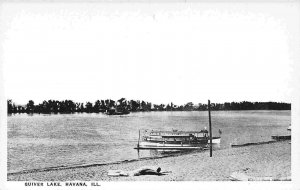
{"left": 1, "top": 0, "right": 299, "bottom": 190}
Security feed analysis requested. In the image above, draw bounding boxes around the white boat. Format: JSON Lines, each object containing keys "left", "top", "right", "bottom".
{"left": 135, "top": 129, "right": 221, "bottom": 150}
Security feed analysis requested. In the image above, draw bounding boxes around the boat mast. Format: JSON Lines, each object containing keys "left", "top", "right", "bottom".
{"left": 208, "top": 100, "right": 212, "bottom": 157}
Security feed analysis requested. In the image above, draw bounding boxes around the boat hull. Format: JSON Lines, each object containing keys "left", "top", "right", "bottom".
{"left": 135, "top": 137, "right": 221, "bottom": 150}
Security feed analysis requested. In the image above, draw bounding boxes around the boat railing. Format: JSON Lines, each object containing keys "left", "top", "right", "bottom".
{"left": 147, "top": 130, "right": 208, "bottom": 136}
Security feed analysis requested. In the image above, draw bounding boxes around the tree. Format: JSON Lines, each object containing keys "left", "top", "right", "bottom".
{"left": 6, "top": 99, "right": 292, "bottom": 114}
{"left": 117, "top": 98, "right": 128, "bottom": 112}
{"left": 85, "top": 102, "right": 93, "bottom": 113}
{"left": 100, "top": 100, "right": 106, "bottom": 112}
{"left": 26, "top": 100, "right": 35, "bottom": 113}
{"left": 130, "top": 100, "right": 139, "bottom": 112}
{"left": 80, "top": 103, "right": 84, "bottom": 112}
{"left": 7, "top": 100, "right": 13, "bottom": 114}
{"left": 184, "top": 102, "right": 194, "bottom": 111}
{"left": 141, "top": 101, "right": 147, "bottom": 111}
{"left": 94, "top": 100, "right": 101, "bottom": 113}
{"left": 166, "top": 104, "right": 171, "bottom": 111}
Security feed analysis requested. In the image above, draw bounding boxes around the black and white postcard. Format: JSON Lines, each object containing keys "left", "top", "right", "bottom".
{"left": 0, "top": 0, "right": 299, "bottom": 190}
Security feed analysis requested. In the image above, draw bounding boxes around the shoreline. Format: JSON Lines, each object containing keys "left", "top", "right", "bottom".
{"left": 8, "top": 140, "right": 291, "bottom": 181}
{"left": 7, "top": 152, "right": 178, "bottom": 175}
{"left": 8, "top": 146, "right": 209, "bottom": 175}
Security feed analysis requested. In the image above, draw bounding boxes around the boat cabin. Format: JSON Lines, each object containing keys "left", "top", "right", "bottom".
{"left": 143, "top": 130, "right": 209, "bottom": 142}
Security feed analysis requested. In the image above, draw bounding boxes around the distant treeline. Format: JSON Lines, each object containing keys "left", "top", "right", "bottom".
{"left": 7, "top": 99, "right": 291, "bottom": 114}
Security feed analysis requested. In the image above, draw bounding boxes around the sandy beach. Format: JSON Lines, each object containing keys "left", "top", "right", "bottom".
{"left": 7, "top": 141, "right": 291, "bottom": 181}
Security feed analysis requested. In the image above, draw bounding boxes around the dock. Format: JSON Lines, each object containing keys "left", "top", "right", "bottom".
{"left": 231, "top": 140, "right": 277, "bottom": 148}
{"left": 271, "top": 135, "right": 291, "bottom": 141}
{"left": 231, "top": 135, "right": 291, "bottom": 148}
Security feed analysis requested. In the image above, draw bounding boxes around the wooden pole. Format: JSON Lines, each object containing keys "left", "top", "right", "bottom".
{"left": 137, "top": 130, "right": 140, "bottom": 149}
{"left": 208, "top": 100, "right": 212, "bottom": 157}
{"left": 137, "top": 130, "right": 141, "bottom": 158}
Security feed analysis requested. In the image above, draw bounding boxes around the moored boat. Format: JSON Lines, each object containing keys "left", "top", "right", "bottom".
{"left": 135, "top": 100, "right": 221, "bottom": 151}
{"left": 105, "top": 109, "right": 130, "bottom": 115}
{"left": 135, "top": 129, "right": 221, "bottom": 150}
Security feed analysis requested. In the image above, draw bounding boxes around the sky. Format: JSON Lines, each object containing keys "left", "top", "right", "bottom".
{"left": 1, "top": 2, "right": 298, "bottom": 105}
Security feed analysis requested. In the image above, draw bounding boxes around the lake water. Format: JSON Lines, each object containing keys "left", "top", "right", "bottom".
{"left": 7, "top": 110, "right": 291, "bottom": 173}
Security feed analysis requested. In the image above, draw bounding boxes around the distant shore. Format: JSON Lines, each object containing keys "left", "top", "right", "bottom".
{"left": 8, "top": 141, "right": 291, "bottom": 181}
{"left": 7, "top": 99, "right": 291, "bottom": 114}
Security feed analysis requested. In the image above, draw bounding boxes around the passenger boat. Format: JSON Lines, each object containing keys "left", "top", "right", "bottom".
{"left": 105, "top": 109, "right": 130, "bottom": 115}
{"left": 135, "top": 129, "right": 221, "bottom": 150}
{"left": 135, "top": 100, "right": 220, "bottom": 151}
